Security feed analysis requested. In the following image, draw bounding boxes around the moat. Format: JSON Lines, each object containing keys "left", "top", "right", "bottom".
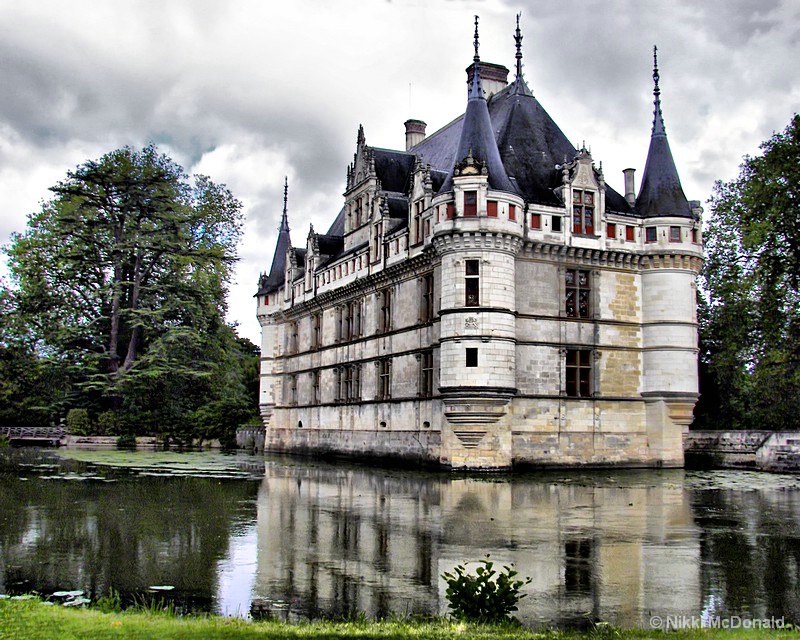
{"left": 2, "top": 448, "right": 799, "bottom": 628}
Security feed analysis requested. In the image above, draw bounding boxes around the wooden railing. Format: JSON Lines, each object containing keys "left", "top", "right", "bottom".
{"left": 0, "top": 426, "right": 67, "bottom": 441}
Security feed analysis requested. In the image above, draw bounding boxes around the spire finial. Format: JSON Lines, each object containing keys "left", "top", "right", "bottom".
{"left": 280, "top": 176, "right": 290, "bottom": 230}
{"left": 473, "top": 15, "right": 480, "bottom": 63}
{"left": 514, "top": 13, "right": 523, "bottom": 80}
{"left": 651, "top": 45, "right": 665, "bottom": 136}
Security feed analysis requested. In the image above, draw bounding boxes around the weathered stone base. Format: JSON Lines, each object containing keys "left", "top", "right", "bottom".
{"left": 684, "top": 431, "right": 800, "bottom": 473}
{"left": 263, "top": 396, "right": 689, "bottom": 470}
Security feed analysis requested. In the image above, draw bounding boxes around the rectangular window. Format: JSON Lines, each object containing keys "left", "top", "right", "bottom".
{"left": 419, "top": 350, "right": 434, "bottom": 397}
{"left": 289, "top": 321, "right": 299, "bottom": 354}
{"left": 692, "top": 227, "right": 700, "bottom": 244}
{"left": 312, "top": 370, "right": 321, "bottom": 404}
{"left": 421, "top": 273, "right": 435, "bottom": 323}
{"left": 670, "top": 226, "right": 681, "bottom": 242}
{"left": 645, "top": 226, "right": 657, "bottom": 243}
{"left": 606, "top": 222, "right": 616, "bottom": 239}
{"left": 379, "top": 288, "right": 392, "bottom": 333}
{"left": 552, "top": 215, "right": 562, "bottom": 232}
{"left": 565, "top": 268, "right": 591, "bottom": 318}
{"left": 530, "top": 213, "right": 541, "bottom": 230}
{"left": 311, "top": 313, "right": 321, "bottom": 350}
{"left": 288, "top": 374, "right": 298, "bottom": 406}
{"left": 487, "top": 200, "right": 498, "bottom": 217}
{"left": 424, "top": 218, "right": 430, "bottom": 240}
{"left": 372, "top": 224, "right": 381, "bottom": 261}
{"left": 625, "top": 225, "right": 635, "bottom": 242}
{"left": 572, "top": 190, "right": 594, "bottom": 235}
{"left": 566, "top": 349, "right": 592, "bottom": 398}
{"left": 466, "top": 348, "right": 478, "bottom": 368}
{"left": 350, "top": 299, "right": 361, "bottom": 338}
{"left": 508, "top": 204, "right": 516, "bottom": 221}
{"left": 377, "top": 359, "right": 392, "bottom": 400}
{"left": 446, "top": 202, "right": 455, "bottom": 220}
{"left": 465, "top": 259, "right": 480, "bottom": 307}
{"left": 463, "top": 190, "right": 477, "bottom": 217}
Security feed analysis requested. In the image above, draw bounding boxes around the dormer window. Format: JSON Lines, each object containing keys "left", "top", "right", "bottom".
{"left": 572, "top": 190, "right": 595, "bottom": 235}
{"left": 464, "top": 191, "right": 477, "bottom": 217}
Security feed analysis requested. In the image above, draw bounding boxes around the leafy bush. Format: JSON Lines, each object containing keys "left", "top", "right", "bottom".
{"left": 441, "top": 558, "right": 531, "bottom": 624}
{"left": 65, "top": 408, "right": 91, "bottom": 435}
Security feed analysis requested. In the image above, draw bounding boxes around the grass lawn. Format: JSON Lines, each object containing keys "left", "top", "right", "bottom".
{"left": 1, "top": 599, "right": 797, "bottom": 640}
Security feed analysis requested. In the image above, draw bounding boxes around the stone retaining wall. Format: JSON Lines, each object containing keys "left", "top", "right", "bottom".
{"left": 684, "top": 430, "right": 800, "bottom": 472}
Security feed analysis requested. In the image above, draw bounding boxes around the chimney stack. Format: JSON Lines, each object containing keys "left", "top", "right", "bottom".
{"left": 465, "top": 62, "right": 510, "bottom": 99}
{"left": 404, "top": 119, "right": 427, "bottom": 151}
{"left": 623, "top": 168, "right": 636, "bottom": 207}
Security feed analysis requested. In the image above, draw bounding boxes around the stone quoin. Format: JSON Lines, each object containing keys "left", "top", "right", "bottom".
{"left": 256, "top": 17, "right": 703, "bottom": 470}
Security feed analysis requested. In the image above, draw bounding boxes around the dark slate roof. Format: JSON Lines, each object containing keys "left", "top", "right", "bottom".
{"left": 373, "top": 149, "right": 415, "bottom": 192}
{"left": 326, "top": 206, "right": 345, "bottom": 236}
{"left": 635, "top": 120, "right": 692, "bottom": 218}
{"left": 386, "top": 193, "right": 409, "bottom": 218}
{"left": 257, "top": 210, "right": 291, "bottom": 295}
{"left": 413, "top": 78, "right": 633, "bottom": 212}
{"left": 317, "top": 234, "right": 344, "bottom": 256}
{"left": 439, "top": 61, "right": 516, "bottom": 195}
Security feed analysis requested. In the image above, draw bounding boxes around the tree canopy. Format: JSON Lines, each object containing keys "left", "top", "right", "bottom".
{"left": 696, "top": 114, "right": 800, "bottom": 430}
{"left": 1, "top": 144, "right": 259, "bottom": 443}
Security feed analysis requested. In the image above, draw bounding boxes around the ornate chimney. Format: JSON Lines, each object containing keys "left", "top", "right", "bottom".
{"left": 404, "top": 119, "right": 427, "bottom": 150}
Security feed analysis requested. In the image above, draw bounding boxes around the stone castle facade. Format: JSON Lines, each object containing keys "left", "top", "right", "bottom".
{"left": 256, "top": 20, "right": 703, "bottom": 470}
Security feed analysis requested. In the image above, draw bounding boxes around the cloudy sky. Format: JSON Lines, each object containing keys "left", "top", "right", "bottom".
{"left": 1, "top": 0, "right": 798, "bottom": 345}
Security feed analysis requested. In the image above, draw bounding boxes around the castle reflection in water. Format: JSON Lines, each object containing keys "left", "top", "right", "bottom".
{"left": 252, "top": 464, "right": 800, "bottom": 627}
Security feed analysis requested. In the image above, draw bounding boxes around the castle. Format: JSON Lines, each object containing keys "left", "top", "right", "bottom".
{"left": 256, "top": 18, "right": 703, "bottom": 470}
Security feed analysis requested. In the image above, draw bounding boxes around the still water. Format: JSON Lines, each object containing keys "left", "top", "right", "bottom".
{"left": 1, "top": 447, "right": 800, "bottom": 628}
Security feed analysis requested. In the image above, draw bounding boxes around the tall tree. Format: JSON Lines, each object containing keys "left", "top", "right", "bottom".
{"left": 697, "top": 114, "right": 800, "bottom": 430}
{"left": 4, "top": 145, "right": 252, "bottom": 435}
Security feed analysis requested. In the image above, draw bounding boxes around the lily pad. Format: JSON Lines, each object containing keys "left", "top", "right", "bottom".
{"left": 62, "top": 597, "right": 91, "bottom": 607}
{"left": 52, "top": 590, "right": 84, "bottom": 598}
{"left": 148, "top": 585, "right": 175, "bottom": 591}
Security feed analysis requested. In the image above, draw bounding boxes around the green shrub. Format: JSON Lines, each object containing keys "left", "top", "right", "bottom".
{"left": 116, "top": 433, "right": 136, "bottom": 449}
{"left": 65, "top": 408, "right": 92, "bottom": 435}
{"left": 441, "top": 558, "right": 531, "bottom": 624}
{"left": 96, "top": 411, "right": 120, "bottom": 436}
{"left": 0, "top": 434, "right": 9, "bottom": 448}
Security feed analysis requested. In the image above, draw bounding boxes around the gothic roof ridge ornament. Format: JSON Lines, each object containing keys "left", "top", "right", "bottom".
{"left": 510, "top": 13, "right": 532, "bottom": 97}
{"left": 280, "top": 176, "right": 290, "bottom": 232}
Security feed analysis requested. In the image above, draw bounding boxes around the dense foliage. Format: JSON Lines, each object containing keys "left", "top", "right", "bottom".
{"left": 696, "top": 114, "right": 800, "bottom": 430}
{"left": 442, "top": 559, "right": 531, "bottom": 624}
{"left": 0, "top": 145, "right": 259, "bottom": 444}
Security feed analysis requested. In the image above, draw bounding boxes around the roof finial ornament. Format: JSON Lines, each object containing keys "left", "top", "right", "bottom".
{"left": 514, "top": 13, "right": 523, "bottom": 81}
{"left": 473, "top": 15, "right": 480, "bottom": 63}
{"left": 652, "top": 45, "right": 666, "bottom": 136}
{"left": 280, "top": 176, "right": 290, "bottom": 231}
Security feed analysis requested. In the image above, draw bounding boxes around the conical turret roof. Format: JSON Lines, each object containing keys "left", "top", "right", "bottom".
{"left": 258, "top": 177, "right": 293, "bottom": 295}
{"left": 636, "top": 47, "right": 692, "bottom": 219}
{"left": 439, "top": 17, "right": 516, "bottom": 195}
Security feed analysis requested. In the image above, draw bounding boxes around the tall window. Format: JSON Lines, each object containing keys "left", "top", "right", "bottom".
{"left": 466, "top": 348, "right": 478, "bottom": 367}
{"left": 565, "top": 349, "right": 592, "bottom": 398}
{"left": 354, "top": 197, "right": 363, "bottom": 227}
{"left": 420, "top": 273, "right": 435, "bottom": 323}
{"left": 289, "top": 321, "right": 299, "bottom": 354}
{"left": 379, "top": 288, "right": 392, "bottom": 333}
{"left": 419, "top": 350, "right": 434, "bottom": 397}
{"left": 530, "top": 213, "right": 541, "bottom": 229}
{"left": 288, "top": 374, "right": 298, "bottom": 406}
{"left": 311, "top": 313, "right": 322, "bottom": 350}
{"left": 464, "top": 190, "right": 477, "bottom": 216}
{"left": 414, "top": 201, "right": 422, "bottom": 244}
{"left": 606, "top": 222, "right": 616, "bottom": 239}
{"left": 377, "top": 359, "right": 392, "bottom": 400}
{"left": 372, "top": 224, "right": 381, "bottom": 261}
{"left": 565, "top": 269, "right": 591, "bottom": 318}
{"left": 487, "top": 200, "right": 498, "bottom": 217}
{"left": 446, "top": 202, "right": 455, "bottom": 220}
{"left": 465, "top": 260, "right": 480, "bottom": 307}
{"left": 508, "top": 204, "right": 516, "bottom": 221}
{"left": 336, "top": 365, "right": 361, "bottom": 403}
{"left": 645, "top": 227, "right": 657, "bottom": 243}
{"left": 669, "top": 226, "right": 681, "bottom": 242}
{"left": 552, "top": 215, "right": 562, "bottom": 232}
{"left": 572, "top": 190, "right": 594, "bottom": 235}
{"left": 625, "top": 225, "right": 635, "bottom": 242}
{"left": 312, "top": 370, "right": 321, "bottom": 404}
